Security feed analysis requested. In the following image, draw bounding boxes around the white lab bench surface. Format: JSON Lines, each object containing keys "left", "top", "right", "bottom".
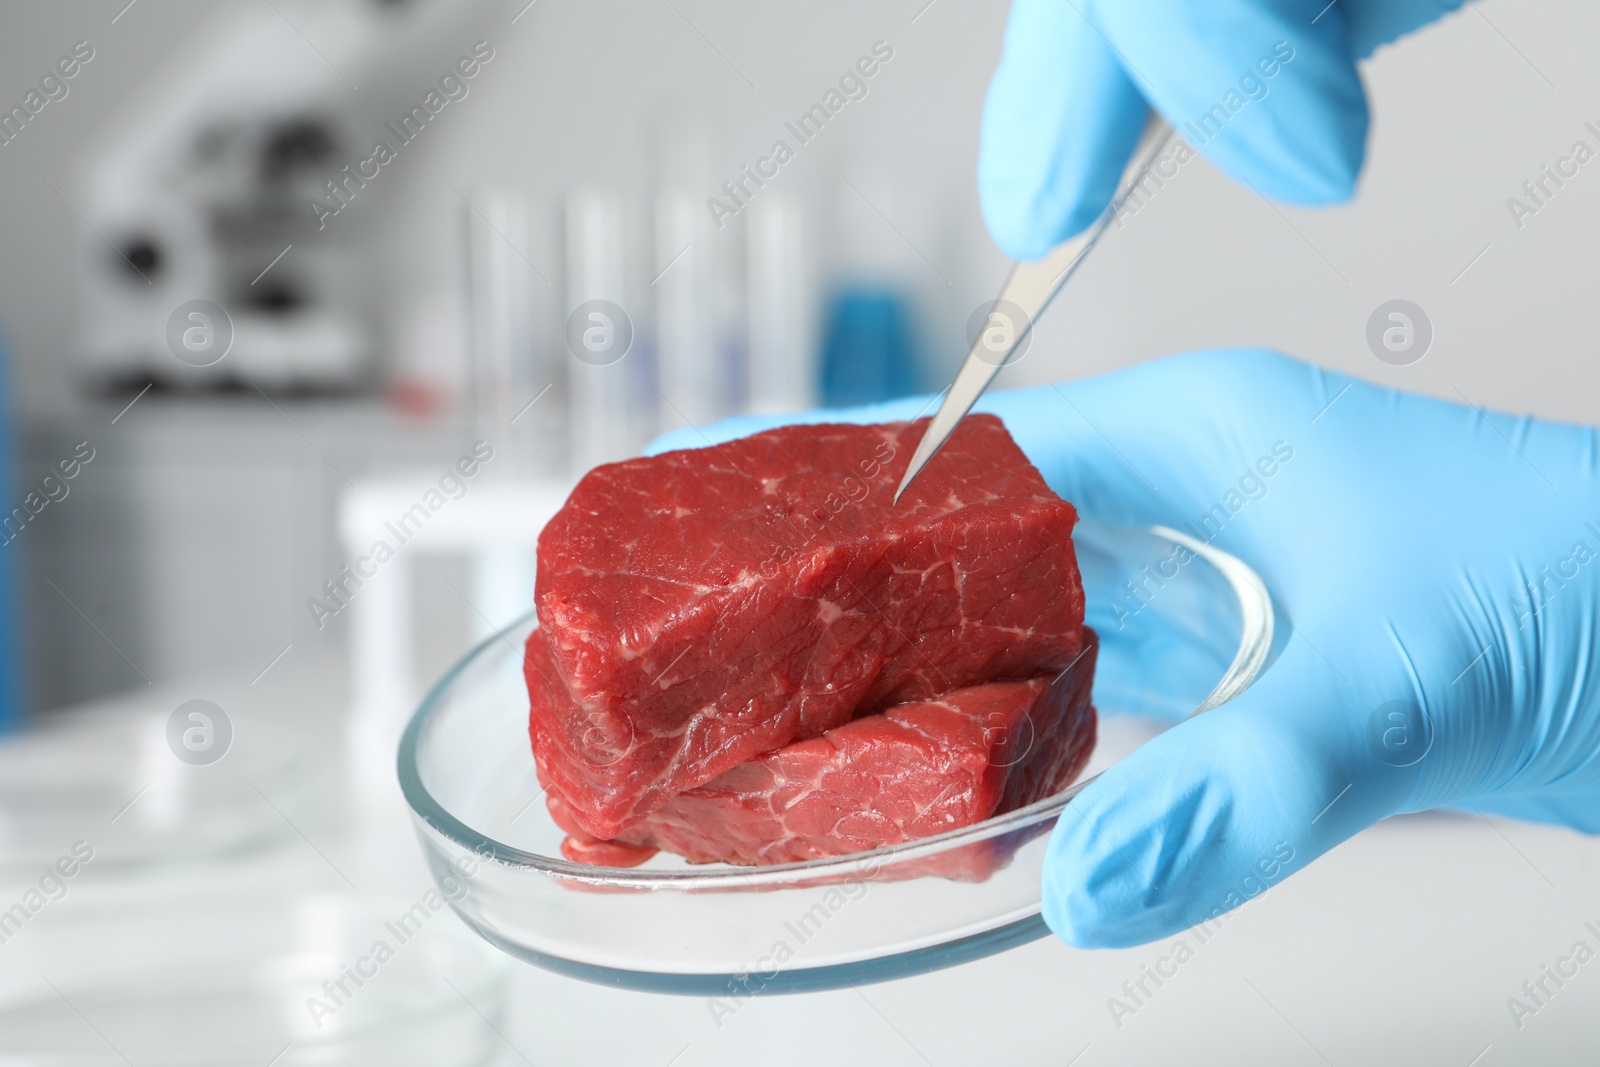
{"left": 5, "top": 645, "right": 1599, "bottom": 1067}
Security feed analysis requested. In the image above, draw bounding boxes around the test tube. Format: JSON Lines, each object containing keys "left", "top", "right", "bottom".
{"left": 564, "top": 189, "right": 638, "bottom": 475}
{"left": 746, "top": 193, "right": 814, "bottom": 413}
{"left": 464, "top": 188, "right": 543, "bottom": 474}
{"left": 655, "top": 190, "right": 725, "bottom": 429}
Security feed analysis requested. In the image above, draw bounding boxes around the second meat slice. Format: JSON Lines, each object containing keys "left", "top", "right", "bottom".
{"left": 553, "top": 630, "right": 1099, "bottom": 868}
{"left": 528, "top": 415, "right": 1087, "bottom": 839}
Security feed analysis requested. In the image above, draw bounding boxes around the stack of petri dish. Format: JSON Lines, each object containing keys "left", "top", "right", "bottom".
{"left": 0, "top": 701, "right": 511, "bottom": 1065}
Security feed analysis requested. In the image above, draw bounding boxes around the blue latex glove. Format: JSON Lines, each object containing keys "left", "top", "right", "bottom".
{"left": 648, "top": 350, "right": 1600, "bottom": 947}
{"left": 979, "top": 0, "right": 1468, "bottom": 258}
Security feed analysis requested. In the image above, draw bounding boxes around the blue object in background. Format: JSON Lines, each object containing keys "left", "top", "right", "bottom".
{"left": 0, "top": 330, "right": 21, "bottom": 729}
{"left": 818, "top": 287, "right": 922, "bottom": 408}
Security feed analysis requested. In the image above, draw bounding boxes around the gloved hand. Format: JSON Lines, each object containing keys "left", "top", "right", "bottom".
{"left": 979, "top": 0, "right": 1468, "bottom": 258}
{"left": 648, "top": 349, "right": 1600, "bottom": 947}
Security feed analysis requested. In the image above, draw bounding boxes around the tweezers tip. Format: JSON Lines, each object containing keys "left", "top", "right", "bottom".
{"left": 891, "top": 469, "right": 915, "bottom": 506}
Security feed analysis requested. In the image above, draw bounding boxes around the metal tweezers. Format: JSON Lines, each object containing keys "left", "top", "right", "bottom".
{"left": 894, "top": 117, "right": 1174, "bottom": 503}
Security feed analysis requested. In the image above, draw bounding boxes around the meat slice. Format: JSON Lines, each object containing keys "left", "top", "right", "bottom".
{"left": 529, "top": 415, "right": 1086, "bottom": 838}
{"left": 557, "top": 631, "right": 1098, "bottom": 871}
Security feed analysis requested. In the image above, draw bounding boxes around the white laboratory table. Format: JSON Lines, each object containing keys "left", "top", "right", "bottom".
{"left": 10, "top": 650, "right": 1600, "bottom": 1067}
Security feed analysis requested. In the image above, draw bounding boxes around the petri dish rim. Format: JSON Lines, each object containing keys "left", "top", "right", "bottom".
{"left": 466, "top": 910, "right": 1052, "bottom": 996}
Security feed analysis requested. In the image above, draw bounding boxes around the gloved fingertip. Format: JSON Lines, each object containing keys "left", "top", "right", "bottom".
{"left": 1088, "top": 3, "right": 1370, "bottom": 211}
{"left": 1218, "top": 103, "right": 1368, "bottom": 207}
{"left": 1038, "top": 670, "right": 1395, "bottom": 949}
{"left": 1040, "top": 839, "right": 1152, "bottom": 950}
{"left": 982, "top": 199, "right": 1106, "bottom": 264}
{"left": 977, "top": 0, "right": 1150, "bottom": 259}
{"left": 1041, "top": 769, "right": 1232, "bottom": 949}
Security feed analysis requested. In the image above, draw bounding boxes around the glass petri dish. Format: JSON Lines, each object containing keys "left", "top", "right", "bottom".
{"left": 398, "top": 520, "right": 1273, "bottom": 995}
{"left": 0, "top": 892, "right": 509, "bottom": 1066}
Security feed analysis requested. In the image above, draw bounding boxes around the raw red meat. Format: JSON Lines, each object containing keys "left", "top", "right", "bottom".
{"left": 601, "top": 631, "right": 1098, "bottom": 868}
{"left": 528, "top": 415, "right": 1086, "bottom": 839}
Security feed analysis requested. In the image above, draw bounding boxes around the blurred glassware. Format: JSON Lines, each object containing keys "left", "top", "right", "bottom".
{"left": 654, "top": 117, "right": 742, "bottom": 433}
{"left": 0, "top": 329, "right": 20, "bottom": 730}
{"left": 746, "top": 194, "right": 815, "bottom": 414}
{"left": 0, "top": 891, "right": 509, "bottom": 1066}
{"left": 0, "top": 706, "right": 317, "bottom": 879}
{"left": 655, "top": 190, "right": 731, "bottom": 429}
{"left": 564, "top": 189, "right": 643, "bottom": 473}
{"left": 819, "top": 287, "right": 922, "bottom": 407}
{"left": 465, "top": 188, "right": 549, "bottom": 476}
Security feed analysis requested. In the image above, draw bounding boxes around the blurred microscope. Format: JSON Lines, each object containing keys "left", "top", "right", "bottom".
{"left": 74, "top": 0, "right": 490, "bottom": 395}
